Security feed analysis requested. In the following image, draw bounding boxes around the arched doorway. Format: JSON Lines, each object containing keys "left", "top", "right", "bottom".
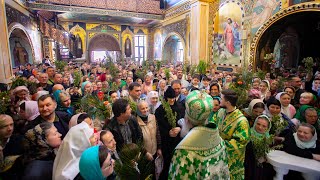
{"left": 9, "top": 27, "right": 34, "bottom": 67}
{"left": 87, "top": 33, "right": 121, "bottom": 63}
{"left": 255, "top": 11, "right": 320, "bottom": 71}
{"left": 249, "top": 2, "right": 320, "bottom": 71}
{"left": 162, "top": 33, "right": 185, "bottom": 65}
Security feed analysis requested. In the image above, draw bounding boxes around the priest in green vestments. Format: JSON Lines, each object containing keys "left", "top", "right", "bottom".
{"left": 169, "top": 90, "right": 230, "bottom": 179}
{"left": 212, "top": 89, "right": 250, "bottom": 180}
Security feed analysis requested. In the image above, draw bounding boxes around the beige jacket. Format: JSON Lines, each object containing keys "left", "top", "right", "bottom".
{"left": 137, "top": 114, "right": 157, "bottom": 155}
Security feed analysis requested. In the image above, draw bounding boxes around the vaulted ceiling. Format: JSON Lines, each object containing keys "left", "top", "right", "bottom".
{"left": 27, "top": 0, "right": 167, "bottom": 26}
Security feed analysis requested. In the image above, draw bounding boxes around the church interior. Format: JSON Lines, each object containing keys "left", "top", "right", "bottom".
{"left": 0, "top": 0, "right": 320, "bottom": 81}
{"left": 1, "top": 1, "right": 320, "bottom": 179}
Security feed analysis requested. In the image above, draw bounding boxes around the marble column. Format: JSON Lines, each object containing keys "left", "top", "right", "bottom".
{"left": 189, "top": 0, "right": 211, "bottom": 65}
{"left": 0, "top": 0, "right": 12, "bottom": 83}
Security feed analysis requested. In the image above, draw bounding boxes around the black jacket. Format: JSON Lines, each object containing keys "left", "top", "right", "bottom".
{"left": 283, "top": 132, "right": 320, "bottom": 159}
{"left": 23, "top": 111, "right": 70, "bottom": 139}
{"left": 106, "top": 116, "right": 143, "bottom": 152}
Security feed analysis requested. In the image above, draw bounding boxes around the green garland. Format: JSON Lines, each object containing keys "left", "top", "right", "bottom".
{"left": 270, "top": 115, "right": 288, "bottom": 135}
{"left": 160, "top": 98, "right": 177, "bottom": 128}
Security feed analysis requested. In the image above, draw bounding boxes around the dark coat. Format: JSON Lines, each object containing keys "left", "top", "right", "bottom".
{"left": 283, "top": 132, "right": 320, "bottom": 159}
{"left": 155, "top": 103, "right": 182, "bottom": 180}
{"left": 106, "top": 116, "right": 143, "bottom": 152}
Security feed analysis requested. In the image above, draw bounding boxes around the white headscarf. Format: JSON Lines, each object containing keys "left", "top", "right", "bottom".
{"left": 146, "top": 91, "right": 161, "bottom": 113}
{"left": 53, "top": 121, "right": 94, "bottom": 180}
{"left": 243, "top": 99, "right": 264, "bottom": 117}
{"left": 293, "top": 130, "right": 317, "bottom": 149}
{"left": 68, "top": 113, "right": 83, "bottom": 129}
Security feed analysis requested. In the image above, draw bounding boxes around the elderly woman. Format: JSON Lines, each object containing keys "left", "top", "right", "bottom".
{"left": 23, "top": 122, "right": 62, "bottom": 180}
{"left": 157, "top": 79, "right": 167, "bottom": 97}
{"left": 81, "top": 81, "right": 93, "bottom": 96}
{"left": 136, "top": 101, "right": 162, "bottom": 159}
{"left": 299, "top": 92, "right": 317, "bottom": 107}
{"left": 79, "top": 145, "right": 115, "bottom": 180}
{"left": 146, "top": 91, "right": 161, "bottom": 114}
{"left": 245, "top": 115, "right": 274, "bottom": 180}
{"left": 18, "top": 101, "right": 39, "bottom": 122}
{"left": 11, "top": 86, "right": 31, "bottom": 113}
{"left": 283, "top": 123, "right": 320, "bottom": 159}
{"left": 53, "top": 118, "right": 96, "bottom": 180}
{"left": 282, "top": 123, "right": 320, "bottom": 179}
{"left": 53, "top": 90, "right": 74, "bottom": 116}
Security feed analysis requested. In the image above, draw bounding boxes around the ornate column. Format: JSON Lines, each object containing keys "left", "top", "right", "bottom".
{"left": 189, "top": 0, "right": 211, "bottom": 65}
{"left": 0, "top": 0, "right": 12, "bottom": 83}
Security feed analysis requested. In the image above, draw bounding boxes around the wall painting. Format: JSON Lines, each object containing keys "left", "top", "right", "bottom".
{"left": 213, "top": 2, "right": 242, "bottom": 66}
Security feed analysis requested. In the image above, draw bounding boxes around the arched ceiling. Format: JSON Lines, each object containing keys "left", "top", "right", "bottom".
{"left": 28, "top": 0, "right": 164, "bottom": 26}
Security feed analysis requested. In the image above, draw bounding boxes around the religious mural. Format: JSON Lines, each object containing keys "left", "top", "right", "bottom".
{"left": 213, "top": 2, "right": 242, "bottom": 66}
{"left": 249, "top": 0, "right": 281, "bottom": 34}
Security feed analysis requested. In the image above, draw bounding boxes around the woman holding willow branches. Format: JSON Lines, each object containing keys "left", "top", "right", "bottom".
{"left": 155, "top": 86, "right": 183, "bottom": 180}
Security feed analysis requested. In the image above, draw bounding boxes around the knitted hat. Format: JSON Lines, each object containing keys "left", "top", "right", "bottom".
{"left": 185, "top": 90, "right": 213, "bottom": 126}
{"left": 164, "top": 86, "right": 175, "bottom": 99}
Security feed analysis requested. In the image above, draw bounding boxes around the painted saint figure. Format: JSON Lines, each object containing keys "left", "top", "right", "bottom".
{"left": 224, "top": 18, "right": 238, "bottom": 55}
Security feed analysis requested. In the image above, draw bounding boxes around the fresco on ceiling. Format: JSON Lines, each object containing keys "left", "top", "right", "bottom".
{"left": 213, "top": 2, "right": 242, "bottom": 66}
{"left": 249, "top": 0, "right": 281, "bottom": 34}
{"left": 154, "top": 31, "right": 162, "bottom": 60}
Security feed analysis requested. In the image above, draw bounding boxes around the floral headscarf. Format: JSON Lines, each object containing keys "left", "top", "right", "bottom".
{"left": 23, "top": 123, "right": 56, "bottom": 163}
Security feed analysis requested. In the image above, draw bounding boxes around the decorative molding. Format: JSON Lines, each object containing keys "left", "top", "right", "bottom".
{"left": 165, "top": 1, "right": 191, "bottom": 19}
{"left": 5, "top": 4, "right": 32, "bottom": 28}
{"left": 249, "top": 2, "right": 320, "bottom": 70}
{"left": 27, "top": 2, "right": 164, "bottom": 20}
{"left": 163, "top": 19, "right": 187, "bottom": 43}
{"left": 88, "top": 32, "right": 96, "bottom": 39}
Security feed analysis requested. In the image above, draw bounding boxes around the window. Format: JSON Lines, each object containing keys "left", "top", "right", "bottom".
{"left": 134, "top": 35, "right": 146, "bottom": 64}
{"left": 177, "top": 41, "right": 184, "bottom": 62}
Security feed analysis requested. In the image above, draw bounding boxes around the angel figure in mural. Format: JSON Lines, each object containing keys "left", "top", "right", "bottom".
{"left": 224, "top": 18, "right": 239, "bottom": 55}
{"left": 249, "top": 0, "right": 281, "bottom": 29}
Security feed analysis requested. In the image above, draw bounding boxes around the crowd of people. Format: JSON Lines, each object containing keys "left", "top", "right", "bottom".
{"left": 0, "top": 59, "right": 320, "bottom": 180}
